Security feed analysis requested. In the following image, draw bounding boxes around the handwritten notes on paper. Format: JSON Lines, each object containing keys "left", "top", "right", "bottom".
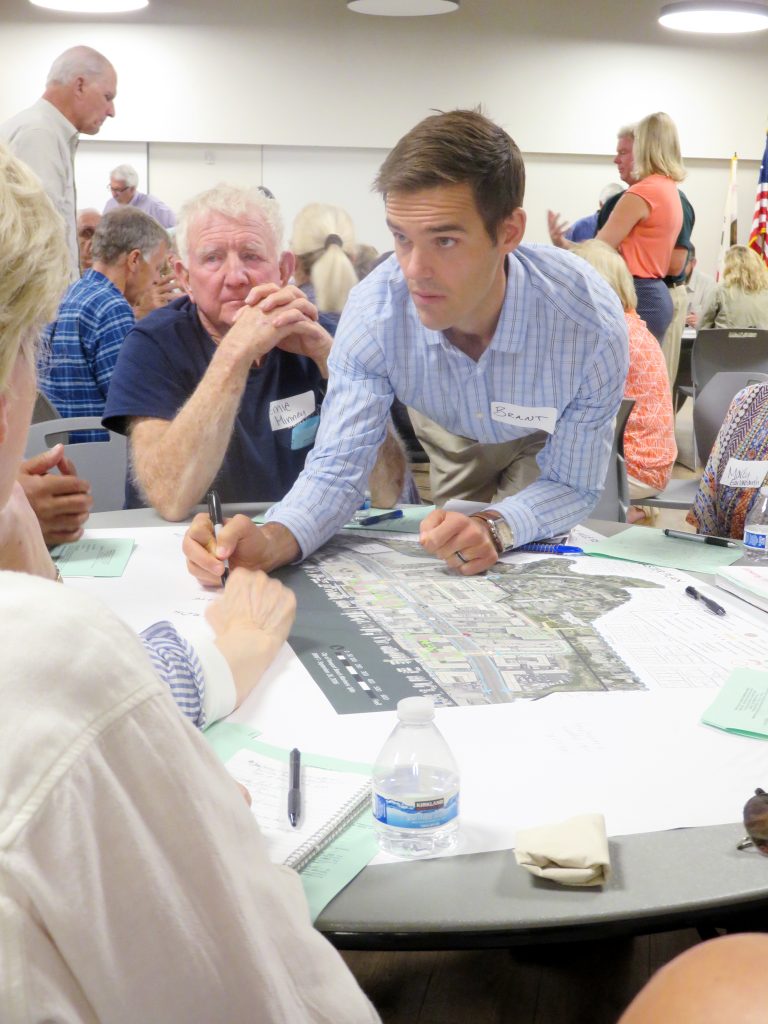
{"left": 51, "top": 538, "right": 135, "bottom": 577}
{"left": 702, "top": 669, "right": 768, "bottom": 739}
{"left": 582, "top": 527, "right": 742, "bottom": 574}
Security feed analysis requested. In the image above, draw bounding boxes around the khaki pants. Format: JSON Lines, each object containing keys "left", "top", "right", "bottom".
{"left": 660, "top": 284, "right": 688, "bottom": 389}
{"left": 408, "top": 407, "right": 548, "bottom": 506}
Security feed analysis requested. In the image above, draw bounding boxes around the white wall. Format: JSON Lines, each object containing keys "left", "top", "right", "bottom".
{"left": 3, "top": 8, "right": 767, "bottom": 274}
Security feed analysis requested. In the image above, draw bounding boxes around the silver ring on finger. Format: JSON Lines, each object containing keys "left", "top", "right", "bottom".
{"left": 455, "top": 550, "right": 469, "bottom": 564}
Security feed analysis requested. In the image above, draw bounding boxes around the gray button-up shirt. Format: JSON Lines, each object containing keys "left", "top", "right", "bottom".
{"left": 1, "top": 98, "right": 80, "bottom": 281}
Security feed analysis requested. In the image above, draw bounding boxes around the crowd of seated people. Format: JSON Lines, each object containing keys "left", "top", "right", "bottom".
{"left": 12, "top": 64, "right": 768, "bottom": 1020}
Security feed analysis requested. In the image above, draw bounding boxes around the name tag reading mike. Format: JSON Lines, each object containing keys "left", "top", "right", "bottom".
{"left": 269, "top": 390, "right": 316, "bottom": 432}
{"left": 490, "top": 401, "right": 558, "bottom": 434}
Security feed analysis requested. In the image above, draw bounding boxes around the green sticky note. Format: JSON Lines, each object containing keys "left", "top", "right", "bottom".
{"left": 252, "top": 505, "right": 435, "bottom": 535}
{"left": 582, "top": 527, "right": 743, "bottom": 575}
{"left": 344, "top": 504, "right": 434, "bottom": 534}
{"left": 204, "top": 722, "right": 377, "bottom": 921}
{"left": 300, "top": 816, "right": 379, "bottom": 922}
{"left": 702, "top": 669, "right": 768, "bottom": 739}
{"left": 51, "top": 538, "right": 135, "bottom": 577}
{"left": 204, "top": 721, "right": 262, "bottom": 760}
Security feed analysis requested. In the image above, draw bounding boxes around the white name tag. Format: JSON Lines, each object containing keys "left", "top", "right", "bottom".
{"left": 490, "top": 401, "right": 558, "bottom": 434}
{"left": 269, "top": 391, "right": 315, "bottom": 432}
{"left": 719, "top": 458, "right": 768, "bottom": 489}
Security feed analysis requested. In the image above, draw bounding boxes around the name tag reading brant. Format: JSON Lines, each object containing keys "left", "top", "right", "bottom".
{"left": 490, "top": 401, "right": 558, "bottom": 435}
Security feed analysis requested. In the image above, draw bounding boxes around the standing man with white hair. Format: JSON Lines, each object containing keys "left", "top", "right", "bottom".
{"left": 104, "top": 163, "right": 176, "bottom": 229}
{"left": 1, "top": 45, "right": 117, "bottom": 281}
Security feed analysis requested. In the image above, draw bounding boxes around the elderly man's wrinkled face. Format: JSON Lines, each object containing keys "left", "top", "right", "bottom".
{"left": 73, "top": 67, "right": 117, "bottom": 136}
{"left": 178, "top": 209, "right": 288, "bottom": 341}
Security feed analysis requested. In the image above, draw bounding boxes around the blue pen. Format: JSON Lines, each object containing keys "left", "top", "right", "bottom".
{"left": 518, "top": 542, "right": 584, "bottom": 554}
{"left": 358, "top": 509, "right": 404, "bottom": 526}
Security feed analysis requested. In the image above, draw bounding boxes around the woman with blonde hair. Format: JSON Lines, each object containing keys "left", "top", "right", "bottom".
{"left": 700, "top": 244, "right": 768, "bottom": 329}
{"left": 0, "top": 145, "right": 378, "bottom": 1024}
{"left": 573, "top": 240, "right": 677, "bottom": 518}
{"left": 291, "top": 203, "right": 359, "bottom": 330}
{"left": 593, "top": 112, "right": 686, "bottom": 342}
{"left": 550, "top": 112, "right": 685, "bottom": 343}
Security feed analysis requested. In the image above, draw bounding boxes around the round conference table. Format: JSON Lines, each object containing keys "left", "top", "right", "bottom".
{"left": 86, "top": 505, "right": 768, "bottom": 950}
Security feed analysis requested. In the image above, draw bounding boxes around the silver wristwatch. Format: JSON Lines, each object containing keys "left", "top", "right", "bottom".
{"left": 470, "top": 511, "right": 515, "bottom": 555}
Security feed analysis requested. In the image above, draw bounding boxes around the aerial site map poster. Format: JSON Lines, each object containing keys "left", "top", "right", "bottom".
{"left": 275, "top": 535, "right": 659, "bottom": 715}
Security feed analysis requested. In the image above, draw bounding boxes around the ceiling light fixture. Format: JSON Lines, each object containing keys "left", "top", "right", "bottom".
{"left": 29, "top": 0, "right": 147, "bottom": 12}
{"left": 347, "top": 0, "right": 458, "bottom": 15}
{"left": 659, "top": 0, "right": 768, "bottom": 32}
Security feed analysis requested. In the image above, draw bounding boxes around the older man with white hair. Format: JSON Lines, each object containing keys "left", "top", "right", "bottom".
{"left": 103, "top": 184, "right": 405, "bottom": 519}
{"left": 104, "top": 163, "right": 176, "bottom": 229}
{"left": 1, "top": 45, "right": 117, "bottom": 281}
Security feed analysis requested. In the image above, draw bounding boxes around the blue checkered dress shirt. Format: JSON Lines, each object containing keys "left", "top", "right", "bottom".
{"left": 267, "top": 244, "right": 629, "bottom": 553}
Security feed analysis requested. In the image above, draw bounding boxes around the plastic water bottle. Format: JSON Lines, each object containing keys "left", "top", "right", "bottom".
{"left": 743, "top": 486, "right": 768, "bottom": 563}
{"left": 372, "top": 696, "right": 459, "bottom": 857}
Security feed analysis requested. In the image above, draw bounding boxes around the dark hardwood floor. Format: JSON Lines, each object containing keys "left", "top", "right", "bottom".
{"left": 342, "top": 929, "right": 703, "bottom": 1023}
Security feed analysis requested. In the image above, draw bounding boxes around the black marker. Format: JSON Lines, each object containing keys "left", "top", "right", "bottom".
{"left": 288, "top": 748, "right": 302, "bottom": 827}
{"left": 685, "top": 585, "right": 726, "bottom": 616}
{"left": 206, "top": 489, "right": 230, "bottom": 586}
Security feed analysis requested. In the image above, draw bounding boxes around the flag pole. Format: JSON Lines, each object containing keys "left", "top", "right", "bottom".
{"left": 716, "top": 152, "right": 738, "bottom": 281}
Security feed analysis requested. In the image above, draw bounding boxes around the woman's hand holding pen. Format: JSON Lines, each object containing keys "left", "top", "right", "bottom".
{"left": 182, "top": 513, "right": 300, "bottom": 586}
{"left": 206, "top": 568, "right": 297, "bottom": 706}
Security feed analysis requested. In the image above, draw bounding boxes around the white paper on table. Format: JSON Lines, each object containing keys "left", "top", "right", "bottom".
{"left": 72, "top": 524, "right": 768, "bottom": 864}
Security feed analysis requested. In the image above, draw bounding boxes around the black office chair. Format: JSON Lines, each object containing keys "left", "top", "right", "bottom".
{"left": 691, "top": 328, "right": 768, "bottom": 399}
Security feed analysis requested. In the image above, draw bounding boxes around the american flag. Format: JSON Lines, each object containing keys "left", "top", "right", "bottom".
{"left": 749, "top": 135, "right": 768, "bottom": 267}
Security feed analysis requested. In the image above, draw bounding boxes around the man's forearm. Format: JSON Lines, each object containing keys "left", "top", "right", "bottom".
{"left": 130, "top": 347, "right": 253, "bottom": 520}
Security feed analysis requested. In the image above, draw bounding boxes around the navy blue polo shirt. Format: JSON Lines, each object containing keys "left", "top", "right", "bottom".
{"left": 103, "top": 296, "right": 327, "bottom": 508}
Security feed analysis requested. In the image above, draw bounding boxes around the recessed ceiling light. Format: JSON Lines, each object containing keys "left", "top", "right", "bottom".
{"left": 659, "top": 0, "right": 768, "bottom": 33}
{"left": 29, "top": 0, "right": 147, "bottom": 12}
{"left": 348, "top": 0, "right": 458, "bottom": 15}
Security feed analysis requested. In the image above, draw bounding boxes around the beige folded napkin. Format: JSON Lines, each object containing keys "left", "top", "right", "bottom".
{"left": 514, "top": 813, "right": 611, "bottom": 886}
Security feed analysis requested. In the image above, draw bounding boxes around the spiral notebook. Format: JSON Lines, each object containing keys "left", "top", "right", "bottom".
{"left": 224, "top": 745, "right": 372, "bottom": 872}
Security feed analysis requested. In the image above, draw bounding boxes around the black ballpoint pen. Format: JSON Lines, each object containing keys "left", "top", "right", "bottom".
{"left": 288, "top": 748, "right": 302, "bottom": 827}
{"left": 206, "top": 489, "right": 230, "bottom": 586}
{"left": 685, "top": 585, "right": 726, "bottom": 616}
{"left": 664, "top": 528, "right": 738, "bottom": 549}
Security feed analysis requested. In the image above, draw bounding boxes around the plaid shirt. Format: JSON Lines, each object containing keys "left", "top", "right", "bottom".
{"left": 40, "top": 269, "right": 135, "bottom": 440}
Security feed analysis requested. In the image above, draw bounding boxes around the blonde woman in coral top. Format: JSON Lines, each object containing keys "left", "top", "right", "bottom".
{"left": 594, "top": 112, "right": 685, "bottom": 342}
{"left": 574, "top": 241, "right": 677, "bottom": 521}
